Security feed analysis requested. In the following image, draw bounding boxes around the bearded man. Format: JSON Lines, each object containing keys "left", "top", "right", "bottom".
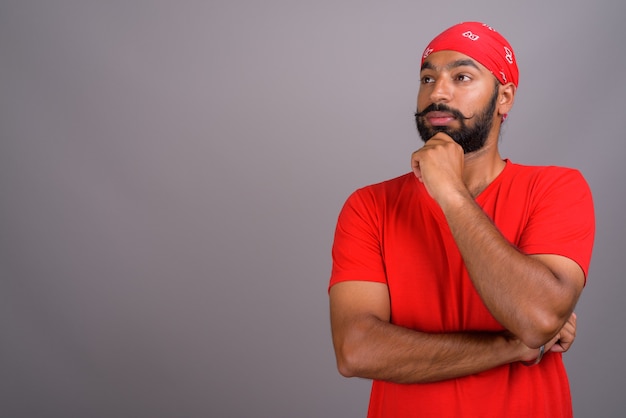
{"left": 328, "top": 22, "right": 595, "bottom": 417}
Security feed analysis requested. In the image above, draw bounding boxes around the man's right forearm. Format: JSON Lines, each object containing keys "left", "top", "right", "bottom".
{"left": 333, "top": 314, "right": 530, "bottom": 384}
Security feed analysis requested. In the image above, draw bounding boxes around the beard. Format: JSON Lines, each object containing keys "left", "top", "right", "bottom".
{"left": 414, "top": 85, "right": 499, "bottom": 154}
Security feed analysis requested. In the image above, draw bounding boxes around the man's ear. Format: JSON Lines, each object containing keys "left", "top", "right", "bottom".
{"left": 497, "top": 82, "right": 516, "bottom": 117}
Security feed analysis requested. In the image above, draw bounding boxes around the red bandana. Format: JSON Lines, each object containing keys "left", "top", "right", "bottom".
{"left": 422, "top": 22, "right": 519, "bottom": 88}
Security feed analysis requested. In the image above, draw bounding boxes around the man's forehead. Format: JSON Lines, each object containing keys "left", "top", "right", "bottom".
{"left": 420, "top": 51, "right": 486, "bottom": 72}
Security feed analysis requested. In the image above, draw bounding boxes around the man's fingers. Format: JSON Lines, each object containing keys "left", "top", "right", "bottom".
{"left": 549, "top": 312, "right": 578, "bottom": 353}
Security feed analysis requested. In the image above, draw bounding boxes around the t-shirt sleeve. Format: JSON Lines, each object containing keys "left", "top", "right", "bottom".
{"left": 329, "top": 188, "right": 388, "bottom": 290}
{"left": 518, "top": 168, "right": 595, "bottom": 278}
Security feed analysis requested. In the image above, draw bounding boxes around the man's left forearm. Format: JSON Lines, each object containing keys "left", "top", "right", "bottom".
{"left": 439, "top": 189, "right": 583, "bottom": 348}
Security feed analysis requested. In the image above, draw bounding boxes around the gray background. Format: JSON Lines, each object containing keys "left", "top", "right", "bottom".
{"left": 1, "top": 0, "right": 624, "bottom": 417}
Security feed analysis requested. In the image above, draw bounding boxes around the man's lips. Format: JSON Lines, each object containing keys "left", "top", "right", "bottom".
{"left": 426, "top": 111, "right": 456, "bottom": 126}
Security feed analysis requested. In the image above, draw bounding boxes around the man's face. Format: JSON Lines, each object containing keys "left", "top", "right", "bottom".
{"left": 414, "top": 51, "right": 501, "bottom": 154}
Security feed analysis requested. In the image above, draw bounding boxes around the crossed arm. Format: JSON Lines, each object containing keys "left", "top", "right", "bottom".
{"left": 329, "top": 134, "right": 584, "bottom": 384}
{"left": 330, "top": 278, "right": 579, "bottom": 384}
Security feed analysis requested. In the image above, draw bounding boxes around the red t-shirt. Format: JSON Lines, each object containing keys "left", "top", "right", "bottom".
{"left": 329, "top": 160, "right": 595, "bottom": 418}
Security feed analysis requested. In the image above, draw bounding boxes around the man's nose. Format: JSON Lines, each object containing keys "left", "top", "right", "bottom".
{"left": 429, "top": 78, "right": 453, "bottom": 103}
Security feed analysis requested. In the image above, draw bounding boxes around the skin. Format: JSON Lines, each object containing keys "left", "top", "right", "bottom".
{"left": 329, "top": 50, "right": 584, "bottom": 384}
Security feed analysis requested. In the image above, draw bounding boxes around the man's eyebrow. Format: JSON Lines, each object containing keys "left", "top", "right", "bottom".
{"left": 420, "top": 59, "right": 481, "bottom": 72}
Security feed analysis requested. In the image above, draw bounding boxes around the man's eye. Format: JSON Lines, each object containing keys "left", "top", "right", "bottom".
{"left": 456, "top": 74, "right": 471, "bottom": 82}
{"left": 421, "top": 76, "right": 435, "bottom": 84}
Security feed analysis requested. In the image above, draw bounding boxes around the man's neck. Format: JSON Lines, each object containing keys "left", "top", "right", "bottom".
{"left": 462, "top": 144, "right": 506, "bottom": 198}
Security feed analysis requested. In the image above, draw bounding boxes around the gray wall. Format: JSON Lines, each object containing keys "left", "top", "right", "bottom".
{"left": 1, "top": 1, "right": 624, "bottom": 417}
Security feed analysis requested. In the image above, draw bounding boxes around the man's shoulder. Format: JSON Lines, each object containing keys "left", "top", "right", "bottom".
{"left": 505, "top": 161, "right": 585, "bottom": 183}
{"left": 507, "top": 160, "right": 579, "bottom": 173}
{"left": 355, "top": 172, "right": 415, "bottom": 194}
{"left": 502, "top": 161, "right": 591, "bottom": 202}
{"left": 341, "top": 172, "right": 418, "bottom": 211}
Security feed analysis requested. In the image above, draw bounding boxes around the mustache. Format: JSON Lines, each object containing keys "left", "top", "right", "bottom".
{"left": 414, "top": 103, "right": 473, "bottom": 120}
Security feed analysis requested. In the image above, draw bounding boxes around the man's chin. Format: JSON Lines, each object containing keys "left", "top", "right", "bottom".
{"left": 420, "top": 127, "right": 458, "bottom": 142}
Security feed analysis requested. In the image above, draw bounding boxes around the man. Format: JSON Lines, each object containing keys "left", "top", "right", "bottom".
{"left": 328, "top": 22, "right": 595, "bottom": 417}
